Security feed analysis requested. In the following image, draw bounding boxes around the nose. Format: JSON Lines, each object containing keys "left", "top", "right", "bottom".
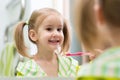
{"left": 52, "top": 30, "right": 59, "bottom": 37}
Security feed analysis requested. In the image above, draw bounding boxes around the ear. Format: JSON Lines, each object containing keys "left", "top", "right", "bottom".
{"left": 29, "top": 29, "right": 38, "bottom": 42}
{"left": 94, "top": 2, "right": 105, "bottom": 25}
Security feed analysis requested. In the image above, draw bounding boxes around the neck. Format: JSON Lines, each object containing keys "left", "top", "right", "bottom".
{"left": 111, "top": 37, "right": 120, "bottom": 47}
{"left": 34, "top": 49, "right": 57, "bottom": 61}
{"left": 109, "top": 27, "right": 120, "bottom": 47}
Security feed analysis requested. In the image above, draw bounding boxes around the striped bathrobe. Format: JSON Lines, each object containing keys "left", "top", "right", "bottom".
{"left": 16, "top": 55, "right": 79, "bottom": 77}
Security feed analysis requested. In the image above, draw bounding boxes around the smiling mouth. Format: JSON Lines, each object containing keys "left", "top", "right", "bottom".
{"left": 48, "top": 40, "right": 60, "bottom": 45}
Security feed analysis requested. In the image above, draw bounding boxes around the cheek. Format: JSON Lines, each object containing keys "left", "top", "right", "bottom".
{"left": 37, "top": 31, "right": 49, "bottom": 40}
{"left": 41, "top": 33, "right": 50, "bottom": 39}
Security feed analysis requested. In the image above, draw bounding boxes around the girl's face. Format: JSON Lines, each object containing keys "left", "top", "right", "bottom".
{"left": 36, "top": 14, "right": 64, "bottom": 52}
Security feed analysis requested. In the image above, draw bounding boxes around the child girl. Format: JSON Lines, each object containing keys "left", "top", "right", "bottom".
{"left": 14, "top": 8, "right": 78, "bottom": 77}
{"left": 76, "top": 0, "right": 120, "bottom": 78}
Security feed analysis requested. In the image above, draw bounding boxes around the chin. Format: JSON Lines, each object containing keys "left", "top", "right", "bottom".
{"left": 47, "top": 46, "right": 57, "bottom": 51}
{"left": 52, "top": 47, "right": 58, "bottom": 51}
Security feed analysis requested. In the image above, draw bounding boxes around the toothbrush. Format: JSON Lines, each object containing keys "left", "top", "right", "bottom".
{"left": 66, "top": 52, "right": 90, "bottom": 56}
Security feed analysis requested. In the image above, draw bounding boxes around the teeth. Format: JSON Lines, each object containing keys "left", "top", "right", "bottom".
{"left": 49, "top": 39, "right": 59, "bottom": 42}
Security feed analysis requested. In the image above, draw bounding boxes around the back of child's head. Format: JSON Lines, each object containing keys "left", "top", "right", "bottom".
{"left": 74, "top": 0, "right": 105, "bottom": 53}
{"left": 74, "top": 0, "right": 96, "bottom": 51}
{"left": 98, "top": 0, "right": 120, "bottom": 27}
{"left": 95, "top": 0, "right": 120, "bottom": 48}
{"left": 14, "top": 8, "right": 71, "bottom": 58}
{"left": 74, "top": 0, "right": 112, "bottom": 62}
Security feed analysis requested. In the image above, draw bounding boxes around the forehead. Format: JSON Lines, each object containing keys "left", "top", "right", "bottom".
{"left": 42, "top": 14, "right": 64, "bottom": 24}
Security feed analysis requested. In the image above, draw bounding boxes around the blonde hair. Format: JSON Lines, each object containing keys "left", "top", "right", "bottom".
{"left": 74, "top": 0, "right": 98, "bottom": 52}
{"left": 14, "top": 8, "right": 71, "bottom": 58}
{"left": 98, "top": 0, "right": 120, "bottom": 27}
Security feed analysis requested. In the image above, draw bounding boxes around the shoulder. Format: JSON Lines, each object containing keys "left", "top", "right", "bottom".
{"left": 78, "top": 47, "right": 120, "bottom": 77}
{"left": 16, "top": 59, "right": 38, "bottom": 76}
{"left": 58, "top": 55, "right": 79, "bottom": 76}
{"left": 77, "top": 63, "right": 91, "bottom": 76}
{"left": 95, "top": 47, "right": 120, "bottom": 61}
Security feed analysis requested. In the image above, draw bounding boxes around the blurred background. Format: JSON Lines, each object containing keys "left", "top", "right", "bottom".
{"left": 0, "top": 0, "right": 82, "bottom": 64}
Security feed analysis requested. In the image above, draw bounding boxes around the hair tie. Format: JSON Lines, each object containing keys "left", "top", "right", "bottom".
{"left": 25, "top": 20, "right": 29, "bottom": 25}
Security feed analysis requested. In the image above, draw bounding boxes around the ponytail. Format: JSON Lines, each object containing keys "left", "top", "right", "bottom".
{"left": 14, "top": 21, "right": 32, "bottom": 58}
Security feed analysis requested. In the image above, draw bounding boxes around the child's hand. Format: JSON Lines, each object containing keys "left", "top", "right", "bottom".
{"left": 86, "top": 49, "right": 103, "bottom": 60}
